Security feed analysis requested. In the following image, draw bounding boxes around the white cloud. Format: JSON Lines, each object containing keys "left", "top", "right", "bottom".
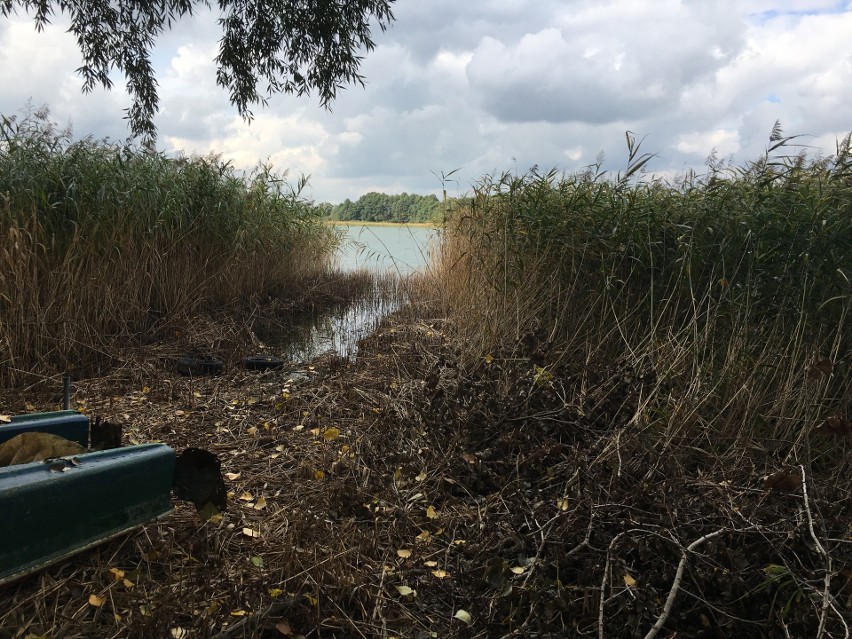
{"left": 1, "top": 0, "right": 850, "bottom": 202}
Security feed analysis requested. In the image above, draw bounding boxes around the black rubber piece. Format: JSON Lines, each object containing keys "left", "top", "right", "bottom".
{"left": 175, "top": 354, "right": 224, "bottom": 376}
{"left": 244, "top": 355, "right": 284, "bottom": 371}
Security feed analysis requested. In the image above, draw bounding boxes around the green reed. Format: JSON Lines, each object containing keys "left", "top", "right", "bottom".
{"left": 0, "top": 107, "right": 339, "bottom": 386}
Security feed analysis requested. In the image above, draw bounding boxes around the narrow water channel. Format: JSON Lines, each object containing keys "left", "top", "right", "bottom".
{"left": 269, "top": 224, "right": 437, "bottom": 361}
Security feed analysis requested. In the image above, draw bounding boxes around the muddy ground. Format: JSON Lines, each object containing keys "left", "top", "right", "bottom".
{"left": 1, "top": 309, "right": 850, "bottom": 639}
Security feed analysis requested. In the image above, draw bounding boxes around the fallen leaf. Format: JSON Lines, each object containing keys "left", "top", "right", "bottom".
{"left": 484, "top": 353, "right": 494, "bottom": 364}
{"left": 254, "top": 496, "right": 267, "bottom": 510}
{"left": 171, "top": 628, "right": 189, "bottom": 639}
{"left": 230, "top": 610, "right": 247, "bottom": 617}
{"left": 247, "top": 426, "right": 258, "bottom": 436}
{"left": 425, "top": 505, "right": 438, "bottom": 519}
{"left": 431, "top": 569, "right": 449, "bottom": 578}
{"left": 0, "top": 415, "right": 11, "bottom": 423}
{"left": 396, "top": 549, "right": 412, "bottom": 558}
{"left": 314, "top": 470, "right": 325, "bottom": 480}
{"left": 395, "top": 585, "right": 416, "bottom": 596}
{"left": 453, "top": 609, "right": 472, "bottom": 624}
{"left": 556, "top": 498, "right": 569, "bottom": 511}
{"left": 415, "top": 471, "right": 427, "bottom": 481}
{"left": 239, "top": 491, "right": 254, "bottom": 501}
{"left": 250, "top": 556, "right": 264, "bottom": 567}
{"left": 225, "top": 472, "right": 241, "bottom": 480}
{"left": 242, "top": 528, "right": 261, "bottom": 538}
{"left": 510, "top": 566, "right": 525, "bottom": 575}
{"left": 624, "top": 573, "right": 637, "bottom": 588}
{"left": 763, "top": 469, "right": 802, "bottom": 494}
{"left": 268, "top": 588, "right": 283, "bottom": 598}
{"left": 275, "top": 619, "right": 294, "bottom": 636}
{"left": 109, "top": 567, "right": 125, "bottom": 580}
{"left": 424, "top": 560, "right": 438, "bottom": 567}
{"left": 88, "top": 594, "right": 104, "bottom": 607}
{"left": 323, "top": 428, "right": 340, "bottom": 441}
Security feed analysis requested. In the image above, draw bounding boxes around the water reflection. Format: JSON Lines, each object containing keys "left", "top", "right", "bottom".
{"left": 267, "top": 224, "right": 435, "bottom": 361}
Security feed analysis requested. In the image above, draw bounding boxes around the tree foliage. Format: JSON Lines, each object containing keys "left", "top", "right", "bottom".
{"left": 329, "top": 192, "right": 442, "bottom": 223}
{"left": 0, "top": 0, "right": 396, "bottom": 139}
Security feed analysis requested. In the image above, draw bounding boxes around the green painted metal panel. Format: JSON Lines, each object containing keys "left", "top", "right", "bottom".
{"left": 0, "top": 411, "right": 89, "bottom": 446}
{"left": 0, "top": 443, "right": 176, "bottom": 585}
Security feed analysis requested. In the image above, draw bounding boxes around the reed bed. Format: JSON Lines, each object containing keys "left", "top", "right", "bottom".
{"left": 434, "top": 130, "right": 850, "bottom": 451}
{"left": 0, "top": 107, "right": 339, "bottom": 387}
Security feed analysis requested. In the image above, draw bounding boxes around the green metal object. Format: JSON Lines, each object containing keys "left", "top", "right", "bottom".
{"left": 0, "top": 412, "right": 178, "bottom": 586}
{"left": 0, "top": 410, "right": 89, "bottom": 446}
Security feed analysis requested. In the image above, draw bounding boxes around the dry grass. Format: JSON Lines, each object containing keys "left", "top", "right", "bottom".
{"left": 0, "top": 305, "right": 849, "bottom": 638}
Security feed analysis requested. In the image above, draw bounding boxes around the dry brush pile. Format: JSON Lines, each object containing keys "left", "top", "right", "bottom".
{"left": 1, "top": 307, "right": 849, "bottom": 638}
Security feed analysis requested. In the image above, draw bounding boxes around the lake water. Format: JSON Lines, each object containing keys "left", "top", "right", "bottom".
{"left": 270, "top": 223, "right": 438, "bottom": 362}
{"left": 332, "top": 223, "right": 438, "bottom": 274}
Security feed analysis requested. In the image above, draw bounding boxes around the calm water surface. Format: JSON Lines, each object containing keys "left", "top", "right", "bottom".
{"left": 269, "top": 224, "right": 438, "bottom": 361}
{"left": 333, "top": 223, "right": 437, "bottom": 274}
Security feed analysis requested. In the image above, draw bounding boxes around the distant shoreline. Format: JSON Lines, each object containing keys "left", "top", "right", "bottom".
{"left": 325, "top": 220, "right": 438, "bottom": 228}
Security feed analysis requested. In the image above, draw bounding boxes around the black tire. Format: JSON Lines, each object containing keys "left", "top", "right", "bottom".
{"left": 244, "top": 355, "right": 284, "bottom": 371}
{"left": 175, "top": 354, "right": 224, "bottom": 376}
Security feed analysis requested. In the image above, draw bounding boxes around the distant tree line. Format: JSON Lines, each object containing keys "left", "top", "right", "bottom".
{"left": 322, "top": 192, "right": 442, "bottom": 223}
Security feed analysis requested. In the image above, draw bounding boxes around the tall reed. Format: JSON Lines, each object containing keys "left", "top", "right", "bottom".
{"left": 0, "top": 107, "right": 338, "bottom": 386}
{"left": 434, "top": 130, "right": 850, "bottom": 466}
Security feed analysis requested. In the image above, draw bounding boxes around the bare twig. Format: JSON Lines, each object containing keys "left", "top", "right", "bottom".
{"left": 799, "top": 465, "right": 847, "bottom": 639}
{"left": 643, "top": 527, "right": 727, "bottom": 639}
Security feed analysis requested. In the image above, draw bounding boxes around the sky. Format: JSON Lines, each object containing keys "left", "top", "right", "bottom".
{"left": 1, "top": 0, "right": 850, "bottom": 204}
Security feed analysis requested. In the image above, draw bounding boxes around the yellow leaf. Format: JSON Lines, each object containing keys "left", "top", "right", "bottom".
{"left": 254, "top": 496, "right": 267, "bottom": 510}
{"left": 314, "top": 470, "right": 325, "bottom": 480}
{"left": 109, "top": 567, "right": 125, "bottom": 580}
{"left": 239, "top": 491, "right": 254, "bottom": 501}
{"left": 88, "top": 593, "right": 105, "bottom": 607}
{"left": 304, "top": 594, "right": 318, "bottom": 606}
{"left": 268, "top": 588, "right": 283, "bottom": 597}
{"left": 623, "top": 573, "right": 637, "bottom": 588}
{"left": 323, "top": 427, "right": 340, "bottom": 441}
{"left": 142, "top": 386, "right": 150, "bottom": 393}
{"left": 396, "top": 549, "right": 412, "bottom": 558}
{"left": 395, "top": 585, "right": 415, "bottom": 596}
{"left": 247, "top": 397, "right": 258, "bottom": 405}
{"left": 556, "top": 498, "right": 569, "bottom": 511}
{"left": 415, "top": 471, "right": 427, "bottom": 482}
{"left": 425, "top": 505, "right": 438, "bottom": 519}
{"left": 225, "top": 472, "right": 241, "bottom": 480}
{"left": 242, "top": 528, "right": 260, "bottom": 538}
{"left": 453, "top": 609, "right": 472, "bottom": 624}
{"left": 484, "top": 353, "right": 494, "bottom": 364}
{"left": 393, "top": 468, "right": 402, "bottom": 481}
{"left": 424, "top": 560, "right": 438, "bottom": 567}
{"left": 25, "top": 402, "right": 36, "bottom": 411}
{"left": 510, "top": 566, "right": 525, "bottom": 574}
{"left": 247, "top": 426, "right": 258, "bottom": 436}
{"left": 0, "top": 415, "right": 11, "bottom": 423}
{"left": 416, "top": 530, "right": 431, "bottom": 542}
{"left": 122, "top": 579, "right": 134, "bottom": 588}
{"left": 171, "top": 628, "right": 189, "bottom": 639}
{"left": 431, "top": 569, "right": 449, "bottom": 578}
{"left": 230, "top": 610, "right": 247, "bottom": 617}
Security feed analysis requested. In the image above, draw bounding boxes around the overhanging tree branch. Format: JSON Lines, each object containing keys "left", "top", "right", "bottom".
{"left": 1, "top": 0, "right": 395, "bottom": 139}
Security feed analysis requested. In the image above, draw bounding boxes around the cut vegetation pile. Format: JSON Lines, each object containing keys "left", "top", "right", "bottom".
{"left": 0, "top": 126, "right": 850, "bottom": 638}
